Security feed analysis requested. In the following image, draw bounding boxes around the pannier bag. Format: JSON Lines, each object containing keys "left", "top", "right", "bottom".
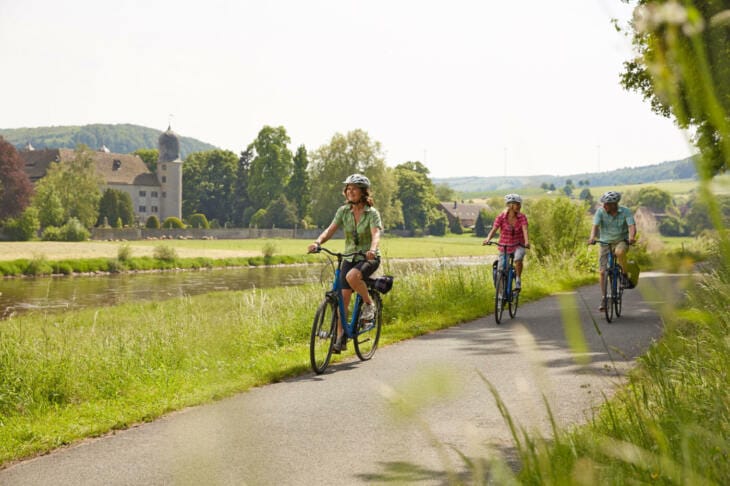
{"left": 374, "top": 275, "right": 394, "bottom": 294}
{"left": 625, "top": 260, "right": 640, "bottom": 289}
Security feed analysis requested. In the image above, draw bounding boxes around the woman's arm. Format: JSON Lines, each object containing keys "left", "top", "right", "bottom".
{"left": 307, "top": 223, "right": 338, "bottom": 253}
{"left": 366, "top": 226, "right": 381, "bottom": 260}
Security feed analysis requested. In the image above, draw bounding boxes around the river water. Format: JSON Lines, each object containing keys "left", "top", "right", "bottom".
{"left": 0, "top": 257, "right": 488, "bottom": 319}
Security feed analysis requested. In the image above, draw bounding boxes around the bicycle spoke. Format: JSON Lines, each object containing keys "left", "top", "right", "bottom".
{"left": 354, "top": 293, "right": 382, "bottom": 360}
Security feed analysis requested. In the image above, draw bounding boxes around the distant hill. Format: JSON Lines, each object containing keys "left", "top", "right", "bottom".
{"left": 0, "top": 124, "right": 217, "bottom": 158}
{"left": 433, "top": 157, "right": 698, "bottom": 195}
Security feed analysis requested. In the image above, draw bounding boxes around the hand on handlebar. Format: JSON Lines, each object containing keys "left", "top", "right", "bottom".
{"left": 307, "top": 242, "right": 321, "bottom": 254}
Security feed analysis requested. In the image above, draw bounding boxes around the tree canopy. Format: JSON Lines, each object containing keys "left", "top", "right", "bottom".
{"left": 0, "top": 137, "right": 34, "bottom": 221}
{"left": 394, "top": 161, "right": 440, "bottom": 231}
{"left": 248, "top": 126, "right": 293, "bottom": 210}
{"left": 619, "top": 0, "right": 730, "bottom": 176}
{"left": 183, "top": 149, "right": 239, "bottom": 225}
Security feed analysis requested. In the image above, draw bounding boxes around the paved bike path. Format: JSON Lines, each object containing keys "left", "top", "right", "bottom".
{"left": 0, "top": 273, "right": 683, "bottom": 485}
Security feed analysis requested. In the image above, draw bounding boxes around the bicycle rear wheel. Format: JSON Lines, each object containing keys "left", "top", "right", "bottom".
{"left": 310, "top": 298, "right": 337, "bottom": 374}
{"left": 605, "top": 272, "right": 615, "bottom": 323}
{"left": 495, "top": 273, "right": 506, "bottom": 324}
{"left": 354, "top": 293, "right": 382, "bottom": 361}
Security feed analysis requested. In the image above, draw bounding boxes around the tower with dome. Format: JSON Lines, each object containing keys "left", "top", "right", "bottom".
{"left": 157, "top": 125, "right": 183, "bottom": 221}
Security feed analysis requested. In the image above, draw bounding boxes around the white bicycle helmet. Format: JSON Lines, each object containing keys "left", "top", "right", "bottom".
{"left": 600, "top": 191, "right": 621, "bottom": 203}
{"left": 342, "top": 173, "right": 371, "bottom": 188}
{"left": 504, "top": 193, "right": 522, "bottom": 204}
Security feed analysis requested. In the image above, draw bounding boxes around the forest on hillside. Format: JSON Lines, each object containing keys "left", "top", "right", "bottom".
{"left": 434, "top": 156, "right": 697, "bottom": 193}
{"left": 0, "top": 124, "right": 216, "bottom": 158}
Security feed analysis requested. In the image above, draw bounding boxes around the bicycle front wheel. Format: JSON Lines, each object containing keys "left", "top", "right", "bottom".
{"left": 508, "top": 273, "right": 519, "bottom": 318}
{"left": 310, "top": 298, "right": 337, "bottom": 374}
{"left": 605, "top": 272, "right": 615, "bottom": 323}
{"left": 614, "top": 265, "right": 624, "bottom": 317}
{"left": 354, "top": 293, "right": 382, "bottom": 361}
{"left": 495, "top": 273, "right": 506, "bottom": 324}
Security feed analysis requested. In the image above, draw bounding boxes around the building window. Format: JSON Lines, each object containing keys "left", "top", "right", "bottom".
{"left": 162, "top": 164, "right": 167, "bottom": 171}
{"left": 151, "top": 206, "right": 158, "bottom": 213}
{"left": 139, "top": 206, "right": 146, "bottom": 213}
{"left": 139, "top": 190, "right": 146, "bottom": 197}
{"left": 161, "top": 176, "right": 166, "bottom": 183}
{"left": 112, "top": 159, "right": 122, "bottom": 170}
{"left": 162, "top": 192, "right": 166, "bottom": 198}
{"left": 151, "top": 191, "right": 158, "bottom": 198}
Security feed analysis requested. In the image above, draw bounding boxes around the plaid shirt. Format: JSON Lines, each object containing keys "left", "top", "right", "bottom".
{"left": 492, "top": 212, "right": 528, "bottom": 252}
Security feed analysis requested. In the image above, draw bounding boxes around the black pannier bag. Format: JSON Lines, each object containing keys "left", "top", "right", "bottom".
{"left": 374, "top": 275, "right": 394, "bottom": 294}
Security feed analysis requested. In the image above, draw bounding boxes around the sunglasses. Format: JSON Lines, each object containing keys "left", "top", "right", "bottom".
{"left": 352, "top": 230, "right": 360, "bottom": 246}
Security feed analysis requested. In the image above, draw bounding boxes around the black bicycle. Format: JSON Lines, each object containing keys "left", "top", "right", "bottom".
{"left": 591, "top": 240, "right": 629, "bottom": 322}
{"left": 485, "top": 242, "right": 525, "bottom": 324}
{"left": 308, "top": 246, "right": 385, "bottom": 374}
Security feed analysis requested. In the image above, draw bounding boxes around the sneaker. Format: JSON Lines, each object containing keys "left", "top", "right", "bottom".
{"left": 599, "top": 297, "right": 607, "bottom": 311}
{"left": 360, "top": 302, "right": 375, "bottom": 322}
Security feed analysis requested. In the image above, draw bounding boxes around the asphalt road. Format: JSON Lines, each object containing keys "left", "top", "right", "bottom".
{"left": 0, "top": 272, "right": 686, "bottom": 485}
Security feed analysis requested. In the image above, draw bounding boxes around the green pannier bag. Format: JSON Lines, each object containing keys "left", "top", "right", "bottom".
{"left": 625, "top": 260, "right": 640, "bottom": 289}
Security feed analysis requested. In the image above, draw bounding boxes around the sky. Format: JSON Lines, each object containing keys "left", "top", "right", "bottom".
{"left": 0, "top": 0, "right": 694, "bottom": 178}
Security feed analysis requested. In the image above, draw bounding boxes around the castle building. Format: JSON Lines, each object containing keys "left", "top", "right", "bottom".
{"left": 19, "top": 126, "right": 183, "bottom": 223}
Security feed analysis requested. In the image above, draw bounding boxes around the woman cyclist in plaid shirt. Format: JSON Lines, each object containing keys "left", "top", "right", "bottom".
{"left": 483, "top": 194, "right": 530, "bottom": 290}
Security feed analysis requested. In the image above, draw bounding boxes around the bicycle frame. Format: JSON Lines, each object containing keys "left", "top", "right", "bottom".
{"left": 318, "top": 246, "right": 370, "bottom": 339}
{"left": 593, "top": 239, "right": 627, "bottom": 322}
{"left": 486, "top": 241, "right": 524, "bottom": 324}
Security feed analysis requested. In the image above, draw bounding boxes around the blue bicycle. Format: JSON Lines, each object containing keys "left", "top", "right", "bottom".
{"left": 591, "top": 240, "right": 629, "bottom": 323}
{"left": 485, "top": 242, "right": 524, "bottom": 324}
{"left": 308, "top": 246, "right": 384, "bottom": 374}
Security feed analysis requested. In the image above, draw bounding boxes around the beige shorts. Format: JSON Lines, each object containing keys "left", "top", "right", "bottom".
{"left": 599, "top": 241, "right": 628, "bottom": 271}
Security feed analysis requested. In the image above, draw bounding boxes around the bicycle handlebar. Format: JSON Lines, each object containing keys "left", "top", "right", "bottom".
{"left": 308, "top": 245, "right": 366, "bottom": 259}
{"left": 483, "top": 241, "right": 527, "bottom": 249}
{"left": 588, "top": 239, "right": 633, "bottom": 246}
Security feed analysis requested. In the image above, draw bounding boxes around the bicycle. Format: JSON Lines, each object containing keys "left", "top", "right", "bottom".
{"left": 484, "top": 242, "right": 525, "bottom": 324}
{"left": 590, "top": 239, "right": 629, "bottom": 323}
{"left": 308, "top": 246, "right": 384, "bottom": 374}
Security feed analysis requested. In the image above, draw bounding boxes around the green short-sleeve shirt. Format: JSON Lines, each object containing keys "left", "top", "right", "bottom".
{"left": 593, "top": 206, "right": 635, "bottom": 243}
{"left": 332, "top": 204, "right": 383, "bottom": 261}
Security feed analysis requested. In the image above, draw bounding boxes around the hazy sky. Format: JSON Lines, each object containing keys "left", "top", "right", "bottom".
{"left": 0, "top": 0, "right": 693, "bottom": 178}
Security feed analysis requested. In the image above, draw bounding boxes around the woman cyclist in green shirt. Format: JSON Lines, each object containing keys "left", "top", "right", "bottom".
{"left": 307, "top": 174, "right": 382, "bottom": 352}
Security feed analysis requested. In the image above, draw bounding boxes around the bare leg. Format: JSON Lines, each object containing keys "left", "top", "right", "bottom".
{"left": 346, "top": 268, "right": 373, "bottom": 306}
{"left": 515, "top": 260, "right": 523, "bottom": 278}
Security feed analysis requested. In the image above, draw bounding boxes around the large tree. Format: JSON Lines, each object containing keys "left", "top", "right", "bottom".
{"left": 309, "top": 129, "right": 402, "bottom": 229}
{"left": 248, "top": 126, "right": 293, "bottom": 210}
{"left": 231, "top": 148, "right": 253, "bottom": 227}
{"left": 97, "top": 188, "right": 135, "bottom": 227}
{"left": 133, "top": 148, "right": 159, "bottom": 173}
{"left": 32, "top": 146, "right": 102, "bottom": 228}
{"left": 286, "top": 145, "right": 311, "bottom": 221}
{"left": 619, "top": 0, "right": 730, "bottom": 176}
{"left": 183, "top": 149, "right": 238, "bottom": 225}
{"left": 394, "top": 161, "right": 440, "bottom": 231}
{"left": 0, "top": 137, "right": 34, "bottom": 221}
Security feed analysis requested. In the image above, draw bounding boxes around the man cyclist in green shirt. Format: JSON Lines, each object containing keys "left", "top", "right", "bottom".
{"left": 308, "top": 174, "right": 382, "bottom": 352}
{"left": 588, "top": 190, "right": 637, "bottom": 311}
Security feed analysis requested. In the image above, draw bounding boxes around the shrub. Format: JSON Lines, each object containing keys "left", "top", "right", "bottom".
{"left": 41, "top": 226, "right": 63, "bottom": 241}
{"left": 25, "top": 254, "right": 53, "bottom": 276}
{"left": 145, "top": 215, "right": 161, "bottom": 229}
{"left": 188, "top": 213, "right": 210, "bottom": 229}
{"left": 161, "top": 217, "right": 185, "bottom": 229}
{"left": 59, "top": 218, "right": 90, "bottom": 241}
{"left": 153, "top": 244, "right": 178, "bottom": 262}
{"left": 3, "top": 207, "right": 40, "bottom": 241}
{"left": 117, "top": 244, "right": 132, "bottom": 262}
{"left": 526, "top": 197, "right": 591, "bottom": 262}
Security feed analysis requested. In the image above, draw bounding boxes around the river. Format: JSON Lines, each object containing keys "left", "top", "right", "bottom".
{"left": 0, "top": 257, "right": 487, "bottom": 319}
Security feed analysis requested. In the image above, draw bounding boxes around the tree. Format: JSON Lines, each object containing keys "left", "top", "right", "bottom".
{"left": 0, "top": 137, "right": 34, "bottom": 221}
{"left": 636, "top": 186, "right": 673, "bottom": 212}
{"left": 3, "top": 207, "right": 39, "bottom": 241}
{"left": 263, "top": 195, "right": 298, "bottom": 228}
{"left": 619, "top": 0, "right": 730, "bottom": 176}
{"left": 188, "top": 213, "right": 210, "bottom": 229}
{"left": 248, "top": 126, "right": 293, "bottom": 211}
{"left": 32, "top": 146, "right": 102, "bottom": 228}
{"left": 183, "top": 149, "right": 238, "bottom": 225}
{"left": 434, "top": 183, "right": 456, "bottom": 202}
{"left": 286, "top": 145, "right": 311, "bottom": 220}
{"left": 133, "top": 148, "right": 159, "bottom": 172}
{"left": 578, "top": 188, "right": 594, "bottom": 205}
{"left": 232, "top": 148, "right": 253, "bottom": 227}
{"left": 526, "top": 197, "right": 591, "bottom": 261}
{"left": 473, "top": 209, "right": 493, "bottom": 238}
{"left": 97, "top": 188, "right": 134, "bottom": 227}
{"left": 449, "top": 215, "right": 464, "bottom": 234}
{"left": 394, "top": 161, "right": 440, "bottom": 231}
{"left": 309, "top": 129, "right": 402, "bottom": 229}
